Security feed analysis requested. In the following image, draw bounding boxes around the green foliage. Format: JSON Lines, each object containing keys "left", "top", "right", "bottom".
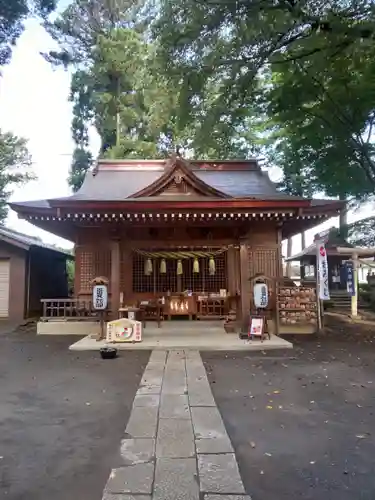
{"left": 154, "top": 0, "right": 375, "bottom": 200}
{"left": 0, "top": 131, "right": 35, "bottom": 221}
{"left": 346, "top": 216, "right": 375, "bottom": 247}
{"left": 0, "top": 0, "right": 56, "bottom": 66}
{"left": 69, "top": 147, "right": 93, "bottom": 192}
{"left": 47, "top": 0, "right": 260, "bottom": 192}
{"left": 66, "top": 258, "right": 75, "bottom": 292}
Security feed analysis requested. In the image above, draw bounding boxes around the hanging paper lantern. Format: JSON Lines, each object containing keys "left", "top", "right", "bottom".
{"left": 193, "top": 257, "right": 200, "bottom": 273}
{"left": 209, "top": 256, "right": 216, "bottom": 275}
{"left": 160, "top": 258, "right": 167, "bottom": 274}
{"left": 144, "top": 258, "right": 153, "bottom": 275}
{"left": 177, "top": 259, "right": 183, "bottom": 275}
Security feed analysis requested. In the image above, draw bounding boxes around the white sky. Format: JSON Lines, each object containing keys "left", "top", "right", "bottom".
{"left": 0, "top": 15, "right": 373, "bottom": 254}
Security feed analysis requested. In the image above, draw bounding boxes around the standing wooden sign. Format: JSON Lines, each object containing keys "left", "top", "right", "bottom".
{"left": 91, "top": 280, "right": 109, "bottom": 341}
{"left": 248, "top": 315, "right": 266, "bottom": 341}
{"left": 92, "top": 284, "right": 108, "bottom": 310}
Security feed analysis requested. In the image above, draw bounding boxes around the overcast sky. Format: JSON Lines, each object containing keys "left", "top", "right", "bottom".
{"left": 0, "top": 12, "right": 373, "bottom": 254}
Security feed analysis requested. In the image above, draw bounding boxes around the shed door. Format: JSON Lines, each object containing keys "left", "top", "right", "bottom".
{"left": 0, "top": 260, "right": 10, "bottom": 317}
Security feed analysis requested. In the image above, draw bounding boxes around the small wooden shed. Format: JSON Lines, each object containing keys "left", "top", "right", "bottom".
{"left": 0, "top": 226, "right": 72, "bottom": 323}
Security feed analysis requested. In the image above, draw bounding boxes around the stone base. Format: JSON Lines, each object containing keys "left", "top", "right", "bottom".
{"left": 37, "top": 320, "right": 101, "bottom": 336}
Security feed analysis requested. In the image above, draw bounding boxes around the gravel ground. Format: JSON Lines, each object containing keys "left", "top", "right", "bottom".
{"left": 0, "top": 327, "right": 149, "bottom": 500}
{"left": 202, "top": 332, "right": 375, "bottom": 500}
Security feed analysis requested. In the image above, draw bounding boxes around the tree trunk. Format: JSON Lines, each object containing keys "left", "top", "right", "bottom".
{"left": 339, "top": 194, "right": 348, "bottom": 239}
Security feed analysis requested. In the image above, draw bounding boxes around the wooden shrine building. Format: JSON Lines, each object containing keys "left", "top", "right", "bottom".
{"left": 10, "top": 156, "right": 344, "bottom": 330}
{"left": 286, "top": 228, "right": 355, "bottom": 291}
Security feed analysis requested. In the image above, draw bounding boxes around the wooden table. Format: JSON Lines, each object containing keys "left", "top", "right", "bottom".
{"left": 118, "top": 307, "right": 141, "bottom": 321}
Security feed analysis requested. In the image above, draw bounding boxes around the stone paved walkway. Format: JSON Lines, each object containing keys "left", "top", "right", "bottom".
{"left": 101, "top": 350, "right": 251, "bottom": 500}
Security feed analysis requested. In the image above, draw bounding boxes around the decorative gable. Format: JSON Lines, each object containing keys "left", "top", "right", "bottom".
{"left": 130, "top": 156, "right": 229, "bottom": 199}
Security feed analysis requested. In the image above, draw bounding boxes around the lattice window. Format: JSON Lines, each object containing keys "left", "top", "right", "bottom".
{"left": 248, "top": 247, "right": 279, "bottom": 279}
{"left": 132, "top": 253, "right": 178, "bottom": 293}
{"left": 78, "top": 247, "right": 111, "bottom": 293}
{"left": 182, "top": 254, "right": 227, "bottom": 292}
{"left": 93, "top": 249, "right": 111, "bottom": 280}
{"left": 132, "top": 250, "right": 227, "bottom": 294}
{"left": 79, "top": 250, "right": 94, "bottom": 292}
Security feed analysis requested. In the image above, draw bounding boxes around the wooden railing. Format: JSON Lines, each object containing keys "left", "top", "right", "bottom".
{"left": 40, "top": 299, "right": 102, "bottom": 321}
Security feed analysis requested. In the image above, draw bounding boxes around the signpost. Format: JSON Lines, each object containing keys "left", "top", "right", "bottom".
{"left": 316, "top": 241, "right": 330, "bottom": 301}
{"left": 315, "top": 240, "right": 330, "bottom": 332}
{"left": 345, "top": 261, "right": 356, "bottom": 296}
{"left": 92, "top": 279, "right": 109, "bottom": 340}
{"left": 253, "top": 282, "right": 269, "bottom": 309}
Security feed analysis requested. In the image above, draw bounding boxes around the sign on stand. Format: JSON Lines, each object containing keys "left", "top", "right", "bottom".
{"left": 316, "top": 241, "right": 330, "bottom": 301}
{"left": 253, "top": 282, "right": 269, "bottom": 309}
{"left": 345, "top": 261, "right": 356, "bottom": 296}
{"left": 107, "top": 318, "right": 142, "bottom": 343}
{"left": 92, "top": 282, "right": 108, "bottom": 341}
{"left": 92, "top": 285, "right": 108, "bottom": 310}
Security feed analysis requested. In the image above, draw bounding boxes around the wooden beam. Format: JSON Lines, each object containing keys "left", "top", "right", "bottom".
{"left": 110, "top": 239, "right": 121, "bottom": 320}
{"left": 239, "top": 243, "right": 250, "bottom": 332}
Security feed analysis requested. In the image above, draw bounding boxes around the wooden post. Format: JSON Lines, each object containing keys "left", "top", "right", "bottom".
{"left": 351, "top": 252, "right": 358, "bottom": 318}
{"left": 239, "top": 243, "right": 250, "bottom": 332}
{"left": 227, "top": 245, "right": 236, "bottom": 296}
{"left": 111, "top": 239, "right": 121, "bottom": 320}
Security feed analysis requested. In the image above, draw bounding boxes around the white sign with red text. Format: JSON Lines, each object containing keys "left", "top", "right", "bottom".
{"left": 106, "top": 318, "right": 142, "bottom": 343}
{"left": 316, "top": 241, "right": 330, "bottom": 300}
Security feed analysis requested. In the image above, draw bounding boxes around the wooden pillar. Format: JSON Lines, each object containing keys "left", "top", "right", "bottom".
{"left": 227, "top": 246, "right": 236, "bottom": 295}
{"left": 122, "top": 246, "right": 132, "bottom": 302}
{"left": 351, "top": 252, "right": 358, "bottom": 318}
{"left": 239, "top": 243, "right": 250, "bottom": 331}
{"left": 110, "top": 239, "right": 121, "bottom": 319}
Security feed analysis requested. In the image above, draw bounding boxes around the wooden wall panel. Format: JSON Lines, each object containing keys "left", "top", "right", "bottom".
{"left": 75, "top": 244, "right": 111, "bottom": 295}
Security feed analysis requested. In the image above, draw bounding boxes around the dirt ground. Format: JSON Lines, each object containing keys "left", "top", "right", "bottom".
{"left": 0, "top": 327, "right": 150, "bottom": 500}
{"left": 202, "top": 319, "right": 375, "bottom": 500}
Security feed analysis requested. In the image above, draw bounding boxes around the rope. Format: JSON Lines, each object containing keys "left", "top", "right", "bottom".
{"left": 133, "top": 248, "right": 228, "bottom": 259}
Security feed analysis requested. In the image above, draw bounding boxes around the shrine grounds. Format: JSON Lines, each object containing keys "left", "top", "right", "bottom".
{"left": 203, "top": 319, "right": 375, "bottom": 500}
{"left": 0, "top": 326, "right": 149, "bottom": 500}
{"left": 1, "top": 317, "right": 375, "bottom": 500}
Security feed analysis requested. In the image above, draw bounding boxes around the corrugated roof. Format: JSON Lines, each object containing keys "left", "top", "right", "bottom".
{"left": 0, "top": 226, "right": 72, "bottom": 257}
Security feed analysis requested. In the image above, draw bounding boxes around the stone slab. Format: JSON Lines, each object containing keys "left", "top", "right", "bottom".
{"left": 125, "top": 406, "right": 158, "bottom": 438}
{"left": 133, "top": 394, "right": 160, "bottom": 407}
{"left": 161, "top": 382, "right": 187, "bottom": 395}
{"left": 136, "top": 385, "right": 161, "bottom": 395}
{"left": 140, "top": 371, "right": 164, "bottom": 387}
{"left": 120, "top": 438, "right": 155, "bottom": 465}
{"left": 104, "top": 463, "right": 154, "bottom": 495}
{"left": 103, "top": 494, "right": 151, "bottom": 500}
{"left": 195, "top": 437, "right": 234, "bottom": 454}
{"left": 156, "top": 418, "right": 195, "bottom": 458}
{"left": 188, "top": 388, "right": 216, "bottom": 407}
{"left": 159, "top": 394, "right": 190, "bottom": 419}
{"left": 191, "top": 406, "right": 228, "bottom": 439}
{"left": 198, "top": 454, "right": 245, "bottom": 494}
{"left": 204, "top": 496, "right": 252, "bottom": 500}
{"left": 153, "top": 457, "right": 199, "bottom": 500}
{"left": 149, "top": 350, "right": 167, "bottom": 363}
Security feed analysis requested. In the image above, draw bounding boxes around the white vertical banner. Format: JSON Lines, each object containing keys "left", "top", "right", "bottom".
{"left": 316, "top": 240, "right": 330, "bottom": 300}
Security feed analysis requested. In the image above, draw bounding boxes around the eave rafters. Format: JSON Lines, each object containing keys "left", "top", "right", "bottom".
{"left": 24, "top": 210, "right": 331, "bottom": 224}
